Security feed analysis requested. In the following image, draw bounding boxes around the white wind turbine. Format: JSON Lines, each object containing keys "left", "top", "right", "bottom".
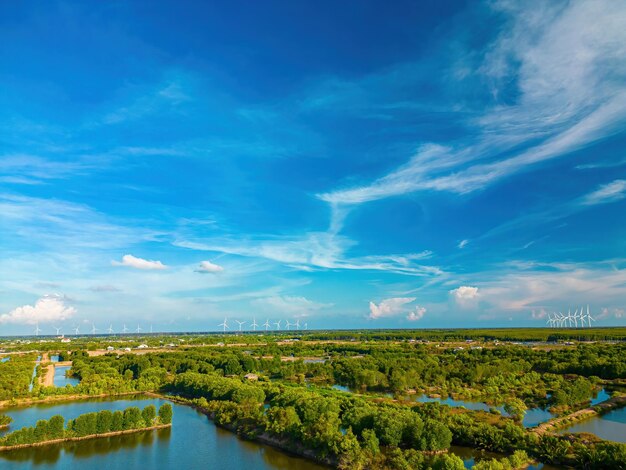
{"left": 34, "top": 323, "right": 42, "bottom": 336}
{"left": 263, "top": 319, "right": 271, "bottom": 331}
{"left": 235, "top": 320, "right": 246, "bottom": 332}
{"left": 251, "top": 317, "right": 259, "bottom": 331}
{"left": 295, "top": 319, "right": 300, "bottom": 330}
{"left": 274, "top": 320, "right": 281, "bottom": 331}
{"left": 122, "top": 324, "right": 129, "bottom": 334}
{"left": 304, "top": 322, "right": 308, "bottom": 330}
{"left": 107, "top": 324, "right": 114, "bottom": 335}
{"left": 91, "top": 323, "right": 98, "bottom": 335}
{"left": 586, "top": 305, "right": 595, "bottom": 327}
{"left": 135, "top": 324, "right": 142, "bottom": 334}
{"left": 218, "top": 317, "right": 229, "bottom": 332}
{"left": 54, "top": 326, "right": 62, "bottom": 336}
{"left": 285, "top": 320, "right": 292, "bottom": 331}
{"left": 73, "top": 325, "right": 80, "bottom": 335}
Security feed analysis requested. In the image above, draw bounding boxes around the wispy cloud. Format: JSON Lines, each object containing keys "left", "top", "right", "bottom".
{"left": 251, "top": 296, "right": 331, "bottom": 318}
{"left": 318, "top": 1, "right": 626, "bottom": 205}
{"left": 581, "top": 179, "right": 626, "bottom": 206}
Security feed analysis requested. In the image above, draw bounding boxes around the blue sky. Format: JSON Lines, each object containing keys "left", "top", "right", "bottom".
{"left": 1, "top": 0, "right": 626, "bottom": 335}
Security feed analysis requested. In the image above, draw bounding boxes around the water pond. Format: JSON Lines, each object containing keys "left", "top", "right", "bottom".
{"left": 558, "top": 406, "right": 626, "bottom": 443}
{"left": 0, "top": 396, "right": 325, "bottom": 470}
{"left": 53, "top": 366, "right": 80, "bottom": 387}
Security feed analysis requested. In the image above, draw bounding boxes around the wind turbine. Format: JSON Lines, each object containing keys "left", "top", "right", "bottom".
{"left": 91, "top": 323, "right": 98, "bottom": 335}
{"left": 122, "top": 324, "right": 129, "bottom": 334}
{"left": 274, "top": 320, "right": 281, "bottom": 331}
{"left": 150, "top": 324, "right": 153, "bottom": 334}
{"left": 263, "top": 319, "right": 270, "bottom": 331}
{"left": 218, "top": 317, "right": 229, "bottom": 332}
{"left": 295, "top": 319, "right": 300, "bottom": 330}
{"left": 235, "top": 320, "right": 246, "bottom": 332}
{"left": 54, "top": 326, "right": 62, "bottom": 336}
{"left": 304, "top": 322, "right": 308, "bottom": 330}
{"left": 586, "top": 305, "right": 595, "bottom": 327}
{"left": 135, "top": 324, "right": 142, "bottom": 334}
{"left": 251, "top": 318, "right": 258, "bottom": 331}
{"left": 73, "top": 325, "right": 80, "bottom": 335}
{"left": 285, "top": 320, "right": 292, "bottom": 331}
{"left": 34, "top": 323, "right": 41, "bottom": 336}
{"left": 107, "top": 324, "right": 114, "bottom": 335}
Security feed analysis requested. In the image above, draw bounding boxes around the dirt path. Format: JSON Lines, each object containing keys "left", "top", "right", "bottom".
{"left": 41, "top": 363, "right": 55, "bottom": 387}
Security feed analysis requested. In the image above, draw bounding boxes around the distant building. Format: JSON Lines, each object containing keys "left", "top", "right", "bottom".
{"left": 61, "top": 338, "right": 71, "bottom": 343}
{"left": 137, "top": 344, "right": 149, "bottom": 349}
{"left": 244, "top": 373, "right": 259, "bottom": 381}
{"left": 106, "top": 346, "right": 115, "bottom": 351}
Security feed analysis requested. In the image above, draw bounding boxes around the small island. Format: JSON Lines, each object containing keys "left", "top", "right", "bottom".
{"left": 0, "top": 403, "right": 172, "bottom": 450}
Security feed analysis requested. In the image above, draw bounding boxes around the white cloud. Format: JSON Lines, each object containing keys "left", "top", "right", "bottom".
{"left": 112, "top": 254, "right": 166, "bottom": 270}
{"left": 318, "top": 1, "right": 626, "bottom": 204}
{"left": 0, "top": 294, "right": 76, "bottom": 325}
{"left": 369, "top": 297, "right": 415, "bottom": 319}
{"left": 407, "top": 305, "right": 426, "bottom": 321}
{"left": 175, "top": 236, "right": 441, "bottom": 277}
{"left": 196, "top": 260, "right": 224, "bottom": 273}
{"left": 450, "top": 286, "right": 480, "bottom": 309}
{"left": 581, "top": 179, "right": 626, "bottom": 206}
{"left": 251, "top": 296, "right": 331, "bottom": 317}
{"left": 458, "top": 239, "right": 469, "bottom": 249}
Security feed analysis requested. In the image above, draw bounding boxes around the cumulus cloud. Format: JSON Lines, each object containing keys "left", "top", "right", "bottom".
{"left": 449, "top": 286, "right": 480, "bottom": 308}
{"left": 112, "top": 254, "right": 166, "bottom": 270}
{"left": 196, "top": 260, "right": 224, "bottom": 273}
{"left": 407, "top": 305, "right": 426, "bottom": 321}
{"left": 0, "top": 294, "right": 76, "bottom": 325}
{"left": 458, "top": 239, "right": 469, "bottom": 249}
{"left": 368, "top": 297, "right": 415, "bottom": 319}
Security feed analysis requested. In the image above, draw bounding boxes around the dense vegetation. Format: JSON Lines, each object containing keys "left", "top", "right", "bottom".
{"left": 0, "top": 354, "right": 36, "bottom": 400}
{"left": 0, "top": 403, "right": 172, "bottom": 447}
{"left": 1, "top": 330, "right": 625, "bottom": 468}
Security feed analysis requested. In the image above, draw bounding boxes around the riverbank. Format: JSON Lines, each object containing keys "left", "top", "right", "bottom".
{"left": 534, "top": 394, "right": 626, "bottom": 434}
{"left": 0, "top": 391, "right": 147, "bottom": 410}
{"left": 147, "top": 392, "right": 336, "bottom": 467}
{"left": 0, "top": 423, "right": 171, "bottom": 451}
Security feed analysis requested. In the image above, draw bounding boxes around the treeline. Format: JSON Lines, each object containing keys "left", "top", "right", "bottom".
{"left": 0, "top": 354, "right": 37, "bottom": 400}
{"left": 0, "top": 403, "right": 172, "bottom": 447}
{"left": 169, "top": 372, "right": 502, "bottom": 469}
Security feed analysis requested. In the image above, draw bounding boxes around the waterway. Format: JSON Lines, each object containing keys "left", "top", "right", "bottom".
{"left": 0, "top": 396, "right": 325, "bottom": 470}
{"left": 558, "top": 406, "right": 626, "bottom": 443}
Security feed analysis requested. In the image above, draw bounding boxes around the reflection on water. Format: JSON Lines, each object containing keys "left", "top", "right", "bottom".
{"left": 0, "top": 396, "right": 325, "bottom": 470}
{"left": 49, "top": 356, "right": 59, "bottom": 363}
{"left": 53, "top": 366, "right": 80, "bottom": 387}
{"left": 559, "top": 407, "right": 626, "bottom": 443}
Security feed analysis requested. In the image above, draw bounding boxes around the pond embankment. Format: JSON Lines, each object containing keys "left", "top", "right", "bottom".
{"left": 534, "top": 394, "right": 626, "bottom": 434}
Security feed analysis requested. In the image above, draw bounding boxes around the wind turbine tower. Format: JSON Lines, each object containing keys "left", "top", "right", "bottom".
{"left": 108, "top": 324, "right": 114, "bottom": 335}
{"left": 251, "top": 317, "right": 258, "bottom": 331}
{"left": 274, "top": 320, "right": 281, "bottom": 331}
{"left": 235, "top": 320, "right": 246, "bottom": 332}
{"left": 34, "top": 323, "right": 41, "bottom": 336}
{"left": 91, "top": 323, "right": 98, "bottom": 335}
{"left": 263, "top": 319, "right": 270, "bottom": 331}
{"left": 54, "top": 326, "right": 62, "bottom": 336}
{"left": 218, "top": 317, "right": 229, "bottom": 333}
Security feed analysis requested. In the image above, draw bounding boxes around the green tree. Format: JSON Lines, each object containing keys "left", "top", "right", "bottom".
{"left": 96, "top": 410, "right": 113, "bottom": 434}
{"left": 111, "top": 411, "right": 123, "bottom": 431}
{"left": 142, "top": 405, "right": 156, "bottom": 427}
{"left": 48, "top": 415, "right": 65, "bottom": 439}
{"left": 158, "top": 403, "right": 173, "bottom": 424}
